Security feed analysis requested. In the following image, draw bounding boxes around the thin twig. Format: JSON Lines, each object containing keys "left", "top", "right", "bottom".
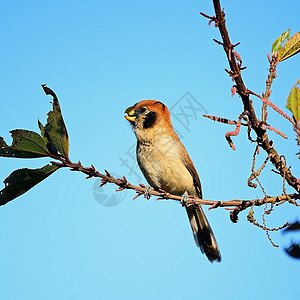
{"left": 249, "top": 90, "right": 295, "bottom": 126}
{"left": 262, "top": 53, "right": 278, "bottom": 123}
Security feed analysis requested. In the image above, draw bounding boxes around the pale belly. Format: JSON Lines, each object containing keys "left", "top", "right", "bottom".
{"left": 137, "top": 139, "right": 196, "bottom": 197}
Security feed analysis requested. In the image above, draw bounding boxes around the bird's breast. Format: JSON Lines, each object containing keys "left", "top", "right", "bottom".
{"left": 136, "top": 135, "right": 196, "bottom": 196}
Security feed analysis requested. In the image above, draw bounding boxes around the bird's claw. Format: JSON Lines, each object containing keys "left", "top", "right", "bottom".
{"left": 144, "top": 186, "right": 153, "bottom": 200}
{"left": 181, "top": 191, "right": 189, "bottom": 207}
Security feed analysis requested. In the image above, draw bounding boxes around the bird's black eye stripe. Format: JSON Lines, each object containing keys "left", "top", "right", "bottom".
{"left": 140, "top": 107, "right": 147, "bottom": 113}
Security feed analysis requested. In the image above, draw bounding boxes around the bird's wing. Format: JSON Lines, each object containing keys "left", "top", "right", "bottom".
{"left": 183, "top": 154, "right": 203, "bottom": 199}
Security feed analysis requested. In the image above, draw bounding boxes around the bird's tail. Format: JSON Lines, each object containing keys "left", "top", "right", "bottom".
{"left": 185, "top": 204, "right": 221, "bottom": 262}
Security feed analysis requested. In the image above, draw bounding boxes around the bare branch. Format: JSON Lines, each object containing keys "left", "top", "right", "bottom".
{"left": 50, "top": 157, "right": 300, "bottom": 223}
{"left": 209, "top": 0, "right": 300, "bottom": 193}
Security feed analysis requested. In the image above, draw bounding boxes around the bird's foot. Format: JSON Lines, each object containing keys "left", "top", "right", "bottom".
{"left": 144, "top": 186, "right": 153, "bottom": 200}
{"left": 181, "top": 191, "right": 189, "bottom": 207}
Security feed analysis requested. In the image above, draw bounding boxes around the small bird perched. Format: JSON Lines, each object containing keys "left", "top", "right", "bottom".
{"left": 124, "top": 100, "right": 221, "bottom": 262}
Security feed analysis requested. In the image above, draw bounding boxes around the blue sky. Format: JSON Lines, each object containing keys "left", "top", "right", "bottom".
{"left": 0, "top": 1, "right": 299, "bottom": 299}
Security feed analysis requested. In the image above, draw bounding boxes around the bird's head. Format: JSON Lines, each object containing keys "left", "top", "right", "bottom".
{"left": 124, "top": 100, "right": 173, "bottom": 138}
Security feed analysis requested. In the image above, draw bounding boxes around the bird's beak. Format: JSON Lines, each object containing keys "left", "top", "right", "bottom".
{"left": 124, "top": 106, "right": 136, "bottom": 122}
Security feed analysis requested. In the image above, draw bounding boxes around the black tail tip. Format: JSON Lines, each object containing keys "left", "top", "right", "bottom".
{"left": 208, "top": 255, "right": 221, "bottom": 263}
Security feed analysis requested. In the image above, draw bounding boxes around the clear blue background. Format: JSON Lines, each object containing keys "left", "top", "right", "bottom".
{"left": 0, "top": 1, "right": 299, "bottom": 299}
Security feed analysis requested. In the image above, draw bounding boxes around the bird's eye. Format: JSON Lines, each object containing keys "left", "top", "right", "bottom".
{"left": 140, "top": 107, "right": 147, "bottom": 113}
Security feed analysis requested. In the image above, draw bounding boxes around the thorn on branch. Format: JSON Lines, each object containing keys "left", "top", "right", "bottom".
{"left": 70, "top": 165, "right": 80, "bottom": 172}
{"left": 271, "top": 169, "right": 281, "bottom": 175}
{"left": 99, "top": 178, "right": 108, "bottom": 187}
{"left": 117, "top": 176, "right": 128, "bottom": 185}
{"left": 208, "top": 201, "right": 221, "bottom": 210}
{"left": 232, "top": 42, "right": 240, "bottom": 48}
{"left": 213, "top": 38, "right": 223, "bottom": 45}
{"left": 200, "top": 12, "right": 219, "bottom": 27}
{"left": 249, "top": 90, "right": 296, "bottom": 126}
{"left": 133, "top": 189, "right": 144, "bottom": 200}
{"left": 225, "top": 69, "right": 238, "bottom": 81}
{"left": 233, "top": 50, "right": 246, "bottom": 71}
{"left": 156, "top": 189, "right": 170, "bottom": 200}
{"left": 115, "top": 176, "right": 128, "bottom": 191}
{"left": 203, "top": 114, "right": 237, "bottom": 125}
{"left": 224, "top": 207, "right": 235, "bottom": 211}
{"left": 99, "top": 170, "right": 112, "bottom": 187}
{"left": 84, "top": 164, "right": 98, "bottom": 179}
{"left": 225, "top": 43, "right": 240, "bottom": 62}
{"left": 186, "top": 197, "right": 197, "bottom": 208}
{"left": 133, "top": 183, "right": 153, "bottom": 200}
{"left": 265, "top": 125, "right": 288, "bottom": 139}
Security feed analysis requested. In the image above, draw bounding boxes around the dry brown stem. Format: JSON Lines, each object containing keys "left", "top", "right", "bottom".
{"left": 210, "top": 0, "right": 300, "bottom": 193}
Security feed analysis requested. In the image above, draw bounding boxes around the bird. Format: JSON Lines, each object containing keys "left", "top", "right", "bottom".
{"left": 124, "top": 100, "right": 221, "bottom": 262}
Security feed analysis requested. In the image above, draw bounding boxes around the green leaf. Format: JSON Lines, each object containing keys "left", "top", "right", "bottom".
{"left": 0, "top": 164, "right": 58, "bottom": 206}
{"left": 38, "top": 119, "right": 47, "bottom": 142}
{"left": 0, "top": 136, "right": 8, "bottom": 148}
{"left": 41, "top": 85, "right": 69, "bottom": 159}
{"left": 286, "top": 79, "right": 300, "bottom": 124}
{"left": 0, "top": 130, "right": 50, "bottom": 158}
{"left": 278, "top": 32, "right": 300, "bottom": 62}
{"left": 38, "top": 119, "right": 59, "bottom": 156}
{"left": 272, "top": 29, "right": 290, "bottom": 54}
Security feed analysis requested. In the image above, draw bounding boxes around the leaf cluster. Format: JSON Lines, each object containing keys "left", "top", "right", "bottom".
{"left": 0, "top": 85, "right": 69, "bottom": 205}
